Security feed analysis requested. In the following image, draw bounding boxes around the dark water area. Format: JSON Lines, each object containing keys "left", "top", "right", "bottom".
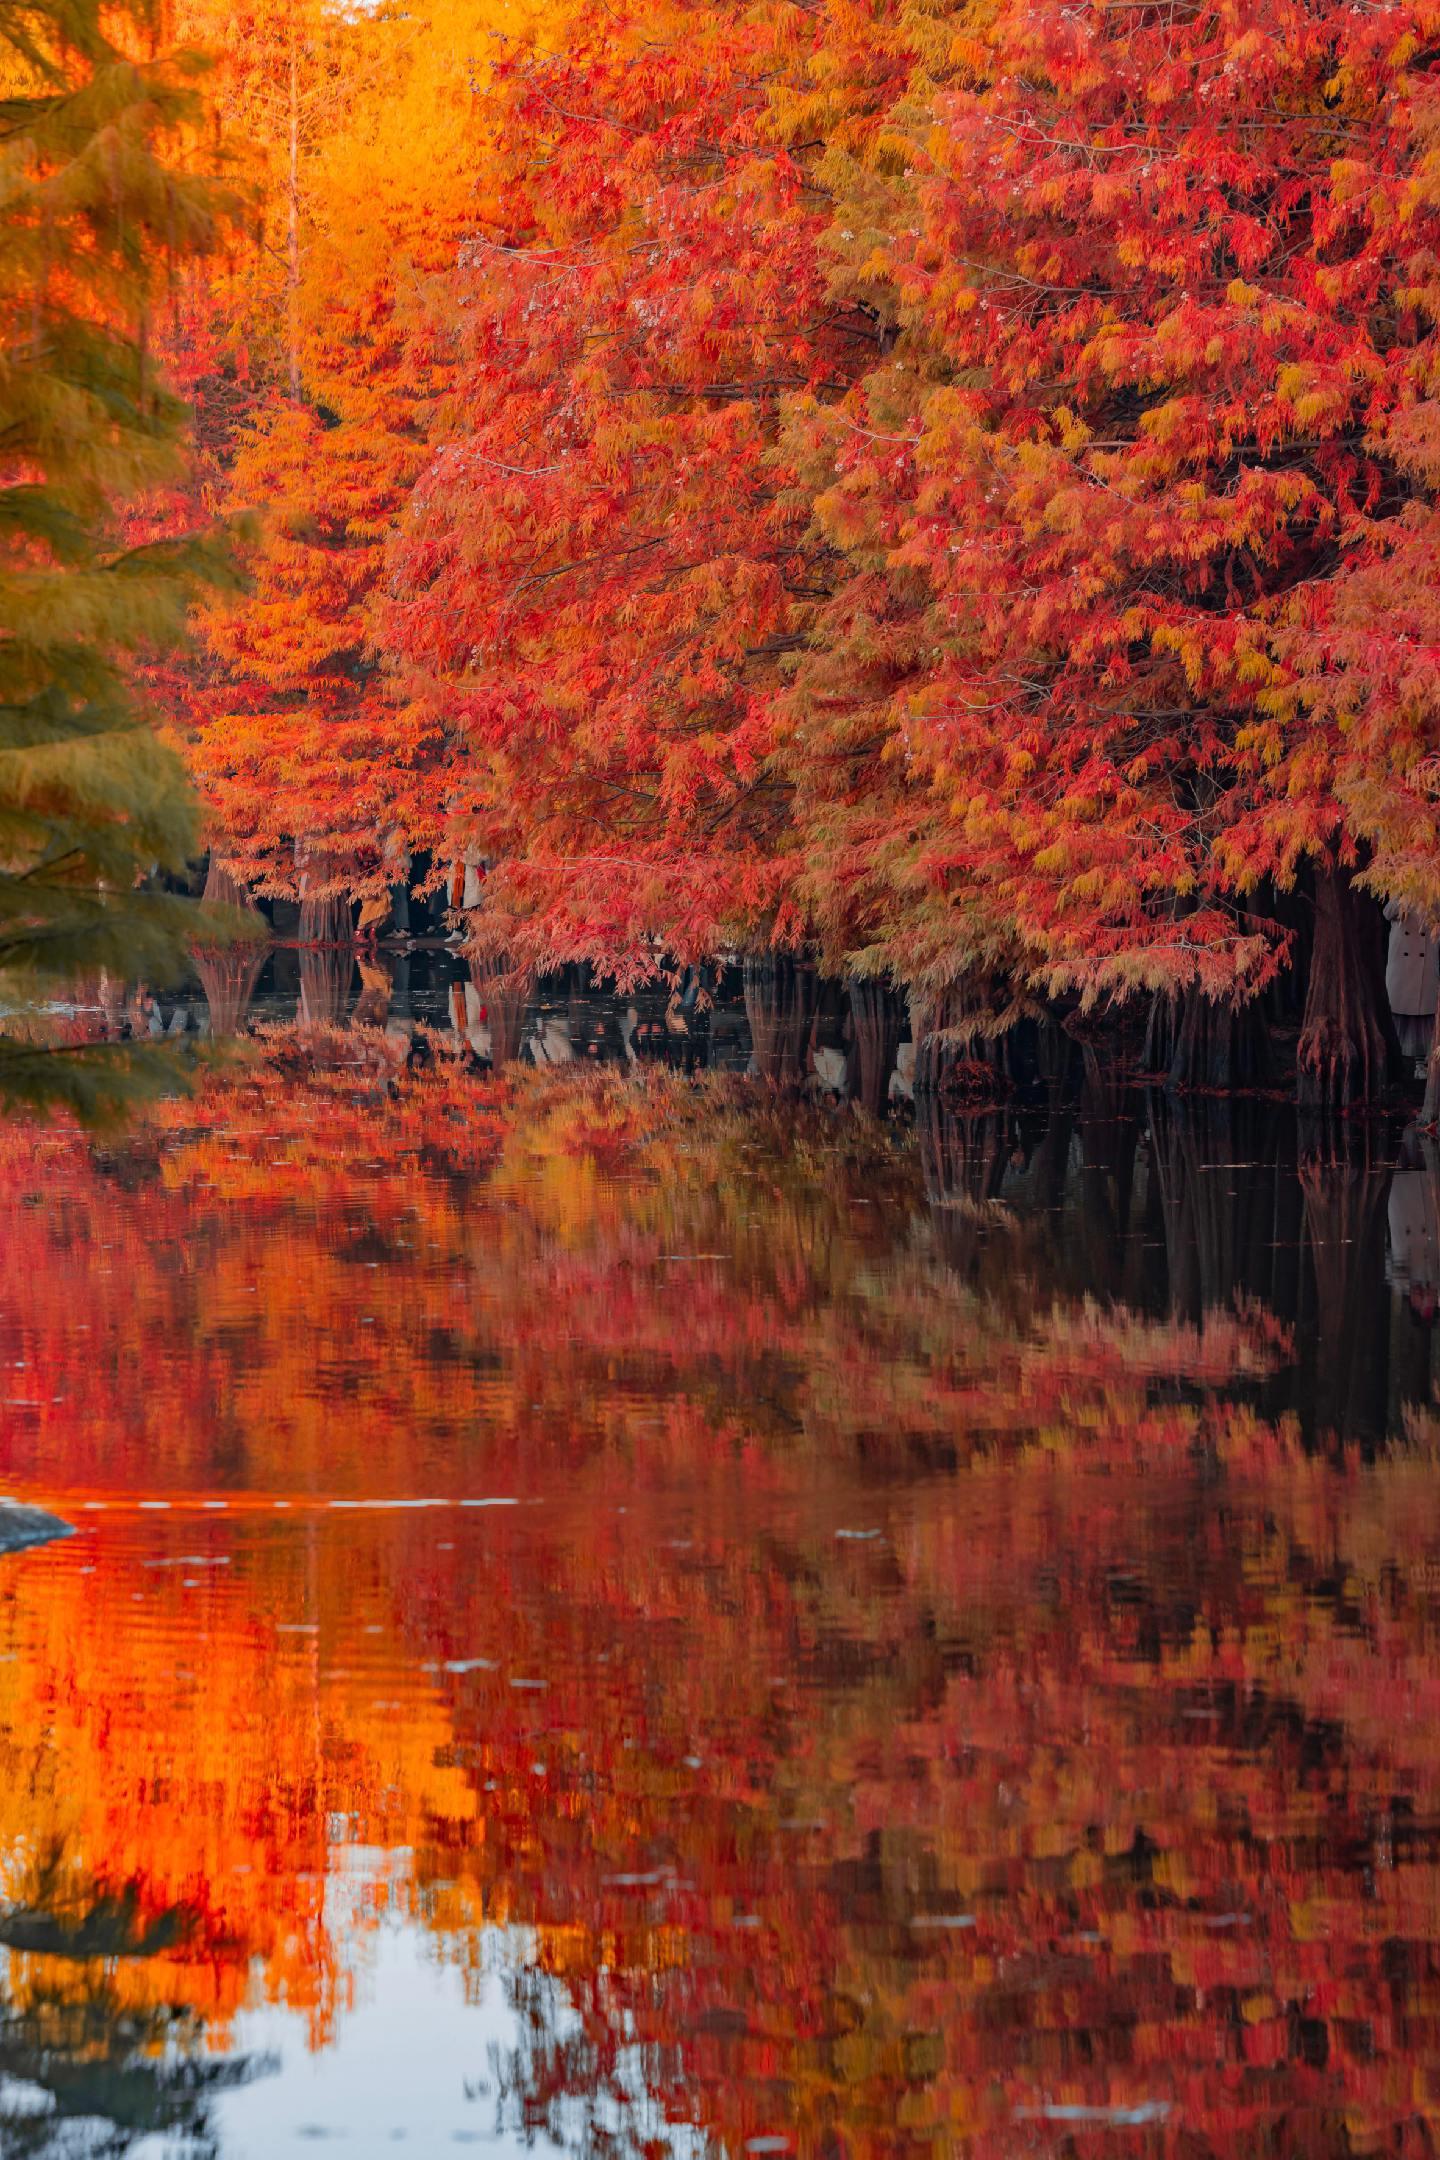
{"left": 4, "top": 1048, "right": 1440, "bottom": 2154}
{"left": 62, "top": 941, "right": 766, "bottom": 1073}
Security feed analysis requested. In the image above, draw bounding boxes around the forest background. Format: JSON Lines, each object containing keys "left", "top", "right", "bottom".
{"left": 12, "top": 0, "right": 1440, "bottom": 1111}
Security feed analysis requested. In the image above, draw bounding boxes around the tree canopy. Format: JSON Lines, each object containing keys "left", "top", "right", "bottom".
{"left": 0, "top": 0, "right": 240, "bottom": 1109}
{"left": 43, "top": 0, "right": 1440, "bottom": 1106}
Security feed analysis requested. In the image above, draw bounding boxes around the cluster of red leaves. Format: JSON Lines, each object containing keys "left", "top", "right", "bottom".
{"left": 158, "top": 0, "right": 1440, "bottom": 1013}
{"left": 375, "top": 0, "right": 897, "bottom": 973}
{"left": 374, "top": 0, "right": 1440, "bottom": 1002}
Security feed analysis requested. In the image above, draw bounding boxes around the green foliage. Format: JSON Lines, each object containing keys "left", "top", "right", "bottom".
{"left": 0, "top": 0, "right": 244, "bottom": 1113}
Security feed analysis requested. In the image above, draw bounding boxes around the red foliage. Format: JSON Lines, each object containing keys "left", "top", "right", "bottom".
{"left": 135, "top": 0, "right": 1440, "bottom": 1087}
{"left": 378, "top": 0, "right": 894, "bottom": 975}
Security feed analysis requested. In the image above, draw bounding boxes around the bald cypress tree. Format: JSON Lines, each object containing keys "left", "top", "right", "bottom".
{"left": 0, "top": 0, "right": 239, "bottom": 1110}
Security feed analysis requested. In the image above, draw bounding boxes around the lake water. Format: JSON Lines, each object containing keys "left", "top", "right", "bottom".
{"left": 3, "top": 1042, "right": 1440, "bottom": 2155}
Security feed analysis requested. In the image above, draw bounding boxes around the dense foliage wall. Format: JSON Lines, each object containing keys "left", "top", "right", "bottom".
{"left": 106, "top": 0, "right": 1440, "bottom": 1102}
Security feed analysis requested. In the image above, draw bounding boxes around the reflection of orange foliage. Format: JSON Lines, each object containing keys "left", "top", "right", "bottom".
{"left": 2, "top": 1063, "right": 1440, "bottom": 2151}
{"left": 0, "top": 1517, "right": 480, "bottom": 2047}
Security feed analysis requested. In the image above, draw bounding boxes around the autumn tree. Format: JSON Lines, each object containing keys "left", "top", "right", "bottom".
{"left": 113, "top": 0, "right": 1440, "bottom": 1109}
{"left": 380, "top": 0, "right": 915, "bottom": 982}
{"left": 1246, "top": 46, "right": 1440, "bottom": 1113}
{"left": 782, "top": 0, "right": 1440, "bottom": 1101}
{"left": 181, "top": 0, "right": 547, "bottom": 934}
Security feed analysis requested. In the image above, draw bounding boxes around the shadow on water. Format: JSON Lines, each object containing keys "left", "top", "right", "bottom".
{"left": 917, "top": 1087, "right": 1436, "bottom": 1454}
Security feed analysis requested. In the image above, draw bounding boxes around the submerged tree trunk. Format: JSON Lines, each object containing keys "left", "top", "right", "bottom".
{"left": 1297, "top": 868, "right": 1400, "bottom": 1110}
{"left": 1165, "top": 992, "right": 1275, "bottom": 1093}
{"left": 194, "top": 943, "right": 267, "bottom": 1038}
{"left": 846, "top": 977, "right": 906, "bottom": 1114}
{"left": 743, "top": 956, "right": 816, "bottom": 1084}
{"left": 195, "top": 858, "right": 267, "bottom": 1036}
{"left": 299, "top": 943, "right": 355, "bottom": 1027}
{"left": 911, "top": 984, "right": 1011, "bottom": 1101}
{"left": 467, "top": 958, "right": 533, "bottom": 1065}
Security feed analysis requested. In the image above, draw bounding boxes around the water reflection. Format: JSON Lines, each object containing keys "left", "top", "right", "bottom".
{"left": 3, "top": 1061, "right": 1440, "bottom": 2150}
{"left": 0, "top": 1856, "right": 266, "bottom": 2154}
{"left": 55, "top": 946, "right": 909, "bottom": 1091}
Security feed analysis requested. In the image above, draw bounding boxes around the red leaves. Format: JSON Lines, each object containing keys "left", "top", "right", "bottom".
{"left": 777, "top": 0, "right": 1440, "bottom": 1001}
{"left": 157, "top": 0, "right": 1440, "bottom": 1016}
{"left": 374, "top": 0, "right": 886, "bottom": 971}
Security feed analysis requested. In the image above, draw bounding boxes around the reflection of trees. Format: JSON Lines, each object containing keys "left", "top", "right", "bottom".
{"left": 1148, "top": 1099, "right": 1416, "bottom": 1447}
{"left": 195, "top": 861, "right": 269, "bottom": 1040}
{"left": 1, "top": 1063, "right": 1440, "bottom": 2153}
{"left": 468, "top": 959, "right": 533, "bottom": 1065}
{"left": 0, "top": 1987, "right": 257, "bottom": 2156}
{"left": 1297, "top": 1139, "right": 1393, "bottom": 1452}
{"left": 488, "top": 1966, "right": 687, "bottom": 2159}
{"left": 1072, "top": 1100, "right": 1145, "bottom": 1297}
{"left": 916, "top": 1106, "right": 1012, "bottom": 1277}
{"left": 427, "top": 1431, "right": 1440, "bottom": 2160}
{"left": 918, "top": 1100, "right": 1153, "bottom": 1304}
{"left": 1390, "top": 1132, "right": 1440, "bottom": 1413}
{"left": 1148, "top": 1097, "right": 1303, "bottom": 1323}
{"left": 0, "top": 1867, "right": 265, "bottom": 2157}
{"left": 8, "top": 1060, "right": 1428, "bottom": 1499}
{"left": 298, "top": 942, "right": 355, "bottom": 1027}
{"left": 193, "top": 940, "right": 268, "bottom": 1038}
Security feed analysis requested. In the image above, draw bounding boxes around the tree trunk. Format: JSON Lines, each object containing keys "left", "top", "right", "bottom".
{"left": 846, "top": 978, "right": 906, "bottom": 1115}
{"left": 1166, "top": 992, "right": 1275, "bottom": 1093}
{"left": 1296, "top": 867, "right": 1400, "bottom": 1110}
{"left": 1142, "top": 993, "right": 1177, "bottom": 1077}
{"left": 743, "top": 956, "right": 816, "bottom": 1084}
{"left": 911, "top": 984, "right": 1011, "bottom": 1101}
{"left": 202, "top": 856, "right": 253, "bottom": 911}
{"left": 294, "top": 837, "right": 355, "bottom": 946}
{"left": 297, "top": 890, "right": 354, "bottom": 947}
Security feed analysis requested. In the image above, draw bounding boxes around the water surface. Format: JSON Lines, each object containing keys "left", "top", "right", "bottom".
{"left": 2, "top": 1056, "right": 1440, "bottom": 2155}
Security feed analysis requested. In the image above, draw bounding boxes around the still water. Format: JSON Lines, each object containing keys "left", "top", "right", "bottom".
{"left": 2, "top": 1042, "right": 1440, "bottom": 2155}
